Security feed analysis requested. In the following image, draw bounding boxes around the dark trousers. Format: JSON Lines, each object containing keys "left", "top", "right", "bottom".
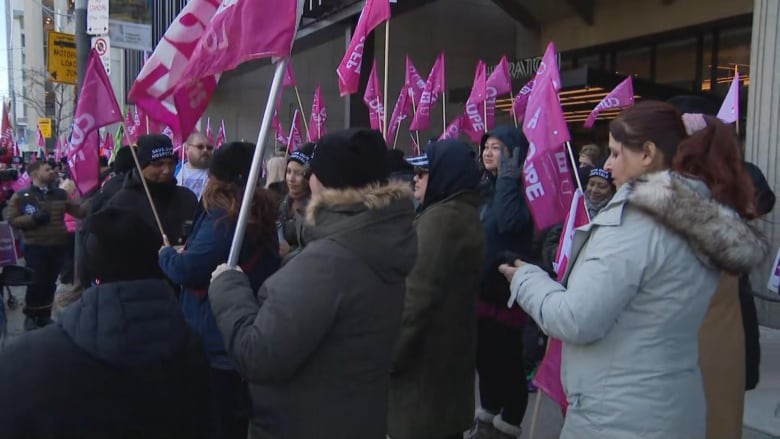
{"left": 23, "top": 244, "right": 66, "bottom": 319}
{"left": 59, "top": 233, "right": 75, "bottom": 285}
{"left": 476, "top": 317, "right": 529, "bottom": 427}
{"left": 209, "top": 368, "right": 250, "bottom": 439}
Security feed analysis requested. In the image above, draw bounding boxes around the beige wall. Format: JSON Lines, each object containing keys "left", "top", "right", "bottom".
{"left": 543, "top": 0, "right": 754, "bottom": 52}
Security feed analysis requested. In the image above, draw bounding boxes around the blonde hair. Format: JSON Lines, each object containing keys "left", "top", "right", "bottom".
{"left": 265, "top": 156, "right": 287, "bottom": 188}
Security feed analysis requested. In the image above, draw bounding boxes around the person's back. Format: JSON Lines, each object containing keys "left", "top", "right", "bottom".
{"left": 0, "top": 207, "right": 210, "bottom": 439}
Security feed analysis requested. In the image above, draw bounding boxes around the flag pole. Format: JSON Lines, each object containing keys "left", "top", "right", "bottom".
{"left": 392, "top": 122, "right": 401, "bottom": 150}
{"left": 565, "top": 140, "right": 591, "bottom": 222}
{"left": 119, "top": 121, "right": 167, "bottom": 241}
{"left": 483, "top": 101, "right": 488, "bottom": 133}
{"left": 441, "top": 91, "right": 447, "bottom": 133}
{"left": 382, "top": 21, "right": 390, "bottom": 137}
{"left": 228, "top": 59, "right": 288, "bottom": 267}
{"left": 734, "top": 64, "right": 740, "bottom": 138}
{"left": 293, "top": 86, "right": 311, "bottom": 136}
{"left": 509, "top": 92, "right": 518, "bottom": 128}
{"left": 410, "top": 92, "right": 421, "bottom": 149}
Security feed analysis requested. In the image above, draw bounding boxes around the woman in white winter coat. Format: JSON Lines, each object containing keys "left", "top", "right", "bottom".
{"left": 500, "top": 101, "right": 768, "bottom": 439}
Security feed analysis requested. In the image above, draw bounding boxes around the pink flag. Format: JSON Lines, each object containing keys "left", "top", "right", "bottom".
{"left": 123, "top": 107, "right": 137, "bottom": 144}
{"left": 36, "top": 125, "right": 45, "bottom": 148}
{"left": 438, "top": 115, "right": 464, "bottom": 140}
{"left": 308, "top": 86, "right": 327, "bottom": 142}
{"left": 161, "top": 126, "right": 175, "bottom": 142}
{"left": 272, "top": 110, "right": 288, "bottom": 145}
{"left": 485, "top": 55, "right": 513, "bottom": 129}
{"left": 462, "top": 61, "right": 488, "bottom": 143}
{"left": 283, "top": 61, "right": 297, "bottom": 88}
{"left": 523, "top": 78, "right": 570, "bottom": 155}
{"left": 54, "top": 137, "right": 63, "bottom": 161}
{"left": 584, "top": 77, "right": 635, "bottom": 128}
{"left": 0, "top": 103, "right": 14, "bottom": 153}
{"left": 68, "top": 49, "right": 123, "bottom": 195}
{"left": 387, "top": 84, "right": 412, "bottom": 145}
{"left": 511, "top": 79, "right": 535, "bottom": 123}
{"left": 537, "top": 41, "right": 562, "bottom": 91}
{"left": 717, "top": 71, "right": 740, "bottom": 124}
{"left": 466, "top": 60, "right": 487, "bottom": 108}
{"left": 11, "top": 171, "right": 30, "bottom": 192}
{"left": 216, "top": 120, "right": 226, "bottom": 147}
{"left": 409, "top": 52, "right": 446, "bottom": 131}
{"left": 205, "top": 117, "right": 214, "bottom": 143}
{"left": 101, "top": 131, "right": 115, "bottom": 158}
{"left": 363, "top": 60, "right": 384, "bottom": 131}
{"left": 533, "top": 189, "right": 589, "bottom": 415}
{"left": 405, "top": 55, "right": 427, "bottom": 107}
{"left": 337, "top": 0, "right": 391, "bottom": 96}
{"left": 409, "top": 133, "right": 420, "bottom": 155}
{"left": 180, "top": 0, "right": 300, "bottom": 81}
{"left": 129, "top": 0, "right": 221, "bottom": 141}
{"left": 287, "top": 110, "right": 304, "bottom": 153}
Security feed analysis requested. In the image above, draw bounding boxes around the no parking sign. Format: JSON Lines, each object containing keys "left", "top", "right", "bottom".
{"left": 91, "top": 36, "right": 111, "bottom": 74}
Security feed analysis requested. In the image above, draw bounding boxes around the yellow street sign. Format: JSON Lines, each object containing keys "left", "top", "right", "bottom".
{"left": 47, "top": 31, "right": 77, "bottom": 85}
{"left": 38, "top": 118, "right": 52, "bottom": 138}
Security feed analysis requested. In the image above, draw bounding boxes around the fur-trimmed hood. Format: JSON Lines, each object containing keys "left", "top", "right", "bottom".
{"left": 626, "top": 171, "right": 769, "bottom": 273}
{"left": 303, "top": 180, "right": 417, "bottom": 283}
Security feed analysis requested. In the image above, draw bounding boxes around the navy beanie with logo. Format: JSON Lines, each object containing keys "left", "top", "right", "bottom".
{"left": 136, "top": 134, "right": 175, "bottom": 169}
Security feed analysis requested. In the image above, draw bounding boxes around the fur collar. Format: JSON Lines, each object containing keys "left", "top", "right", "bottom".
{"left": 627, "top": 171, "right": 769, "bottom": 274}
{"left": 306, "top": 180, "right": 413, "bottom": 226}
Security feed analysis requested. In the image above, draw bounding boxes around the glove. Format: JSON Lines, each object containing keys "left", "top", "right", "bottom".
{"left": 32, "top": 210, "right": 50, "bottom": 225}
{"left": 498, "top": 146, "right": 523, "bottom": 180}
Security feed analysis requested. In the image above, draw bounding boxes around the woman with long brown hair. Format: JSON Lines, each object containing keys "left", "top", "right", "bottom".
{"left": 499, "top": 101, "right": 768, "bottom": 439}
{"left": 159, "top": 141, "right": 281, "bottom": 439}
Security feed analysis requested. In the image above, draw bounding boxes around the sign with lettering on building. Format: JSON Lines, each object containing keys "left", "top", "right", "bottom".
{"left": 109, "top": 0, "right": 152, "bottom": 52}
{"left": 87, "top": 0, "right": 110, "bottom": 35}
{"left": 47, "top": 31, "right": 77, "bottom": 85}
{"left": 488, "top": 54, "right": 564, "bottom": 80}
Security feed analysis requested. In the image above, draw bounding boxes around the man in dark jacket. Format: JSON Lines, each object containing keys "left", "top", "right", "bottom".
{"left": 388, "top": 140, "right": 485, "bottom": 439}
{"left": 209, "top": 128, "right": 417, "bottom": 439}
{"left": 103, "top": 134, "right": 197, "bottom": 246}
{"left": 0, "top": 207, "right": 211, "bottom": 438}
{"left": 6, "top": 160, "right": 88, "bottom": 329}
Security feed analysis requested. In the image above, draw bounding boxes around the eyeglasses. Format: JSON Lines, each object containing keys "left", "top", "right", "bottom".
{"left": 189, "top": 143, "right": 214, "bottom": 151}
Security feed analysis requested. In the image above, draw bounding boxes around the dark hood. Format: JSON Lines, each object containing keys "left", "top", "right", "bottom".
{"left": 479, "top": 125, "right": 529, "bottom": 166}
{"left": 304, "top": 180, "right": 417, "bottom": 283}
{"left": 123, "top": 168, "right": 177, "bottom": 197}
{"left": 58, "top": 279, "right": 189, "bottom": 365}
{"left": 422, "top": 139, "right": 480, "bottom": 210}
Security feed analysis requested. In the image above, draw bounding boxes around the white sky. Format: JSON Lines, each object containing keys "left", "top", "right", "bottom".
{"left": 0, "top": 3, "right": 8, "bottom": 101}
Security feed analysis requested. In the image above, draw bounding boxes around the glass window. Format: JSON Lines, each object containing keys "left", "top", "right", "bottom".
{"left": 616, "top": 47, "right": 651, "bottom": 79}
{"left": 715, "top": 27, "right": 751, "bottom": 96}
{"left": 700, "top": 33, "right": 714, "bottom": 91}
{"left": 656, "top": 38, "right": 698, "bottom": 90}
{"left": 578, "top": 54, "right": 602, "bottom": 70}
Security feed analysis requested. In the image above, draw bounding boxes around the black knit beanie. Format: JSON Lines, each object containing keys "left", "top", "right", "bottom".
{"left": 136, "top": 134, "right": 175, "bottom": 169}
{"left": 309, "top": 128, "right": 388, "bottom": 189}
{"left": 209, "top": 141, "right": 254, "bottom": 184}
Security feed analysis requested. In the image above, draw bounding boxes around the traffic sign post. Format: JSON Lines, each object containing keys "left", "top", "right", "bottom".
{"left": 91, "top": 35, "right": 111, "bottom": 74}
{"left": 37, "top": 118, "right": 52, "bottom": 138}
{"left": 47, "top": 31, "right": 77, "bottom": 85}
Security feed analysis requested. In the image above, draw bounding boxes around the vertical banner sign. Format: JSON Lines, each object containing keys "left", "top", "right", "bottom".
{"left": 87, "top": 0, "right": 110, "bottom": 35}
{"left": 91, "top": 36, "right": 111, "bottom": 74}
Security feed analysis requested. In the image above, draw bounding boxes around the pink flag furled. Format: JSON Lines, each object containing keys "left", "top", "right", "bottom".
{"left": 409, "top": 52, "right": 446, "bottom": 131}
{"left": 511, "top": 79, "right": 535, "bottom": 123}
{"left": 532, "top": 189, "right": 589, "bottom": 415}
{"left": 287, "top": 109, "right": 304, "bottom": 153}
{"left": 129, "top": 0, "right": 221, "bottom": 142}
{"left": 216, "top": 120, "right": 226, "bottom": 147}
{"left": 68, "top": 49, "right": 123, "bottom": 195}
{"left": 283, "top": 61, "right": 297, "bottom": 88}
{"left": 205, "top": 117, "right": 214, "bottom": 143}
{"left": 363, "top": 60, "right": 384, "bottom": 131}
{"left": 11, "top": 171, "right": 30, "bottom": 192}
{"left": 438, "top": 115, "right": 464, "bottom": 140}
{"left": 717, "top": 71, "right": 740, "bottom": 124}
{"left": 584, "top": 77, "right": 635, "bottom": 128}
{"left": 387, "top": 84, "right": 412, "bottom": 145}
{"left": 308, "top": 86, "right": 327, "bottom": 142}
{"left": 54, "top": 137, "right": 63, "bottom": 161}
{"left": 0, "top": 103, "right": 14, "bottom": 153}
{"left": 337, "top": 0, "right": 391, "bottom": 96}
{"left": 485, "top": 55, "right": 513, "bottom": 129}
{"left": 36, "top": 125, "right": 45, "bottom": 148}
{"left": 272, "top": 110, "right": 288, "bottom": 145}
{"left": 405, "top": 55, "right": 427, "bottom": 107}
{"left": 180, "top": 0, "right": 301, "bottom": 81}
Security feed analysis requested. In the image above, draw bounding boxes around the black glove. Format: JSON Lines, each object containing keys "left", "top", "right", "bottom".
{"left": 498, "top": 146, "right": 523, "bottom": 180}
{"left": 32, "top": 210, "right": 50, "bottom": 225}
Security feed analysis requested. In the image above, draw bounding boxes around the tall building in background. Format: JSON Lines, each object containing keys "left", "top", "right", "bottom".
{"left": 9, "top": 0, "right": 74, "bottom": 151}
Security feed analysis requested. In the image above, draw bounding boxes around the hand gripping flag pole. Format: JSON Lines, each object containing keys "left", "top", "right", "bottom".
{"left": 227, "top": 59, "right": 288, "bottom": 268}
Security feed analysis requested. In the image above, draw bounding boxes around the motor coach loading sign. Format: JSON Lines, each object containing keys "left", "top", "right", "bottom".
{"left": 47, "top": 31, "right": 77, "bottom": 85}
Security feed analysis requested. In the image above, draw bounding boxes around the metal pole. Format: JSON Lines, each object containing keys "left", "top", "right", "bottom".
{"left": 74, "top": 0, "right": 90, "bottom": 94}
{"left": 227, "top": 60, "right": 288, "bottom": 268}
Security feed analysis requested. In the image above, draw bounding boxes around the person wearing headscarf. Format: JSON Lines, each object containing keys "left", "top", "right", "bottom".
{"left": 388, "top": 140, "right": 484, "bottom": 439}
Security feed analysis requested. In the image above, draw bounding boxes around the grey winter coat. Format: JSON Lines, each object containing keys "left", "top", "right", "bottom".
{"left": 209, "top": 181, "right": 417, "bottom": 439}
{"left": 388, "top": 191, "right": 485, "bottom": 439}
{"left": 508, "top": 171, "right": 768, "bottom": 439}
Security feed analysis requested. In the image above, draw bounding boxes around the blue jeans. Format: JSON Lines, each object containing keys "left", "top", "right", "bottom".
{"left": 22, "top": 244, "right": 66, "bottom": 318}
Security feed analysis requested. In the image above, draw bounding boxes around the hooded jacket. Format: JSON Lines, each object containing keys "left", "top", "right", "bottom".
{"left": 388, "top": 140, "right": 485, "bottom": 439}
{"left": 508, "top": 171, "right": 768, "bottom": 439}
{"left": 105, "top": 169, "right": 198, "bottom": 246}
{"left": 209, "top": 180, "right": 417, "bottom": 439}
{"left": 0, "top": 279, "right": 211, "bottom": 438}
